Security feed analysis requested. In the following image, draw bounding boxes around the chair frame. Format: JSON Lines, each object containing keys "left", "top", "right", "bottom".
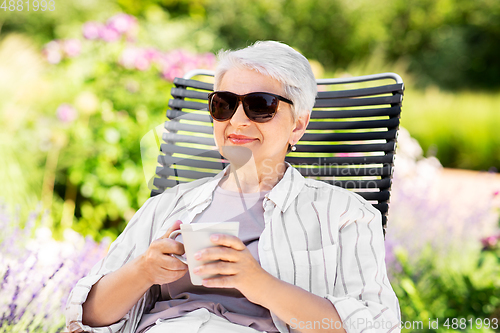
{"left": 152, "top": 70, "right": 404, "bottom": 232}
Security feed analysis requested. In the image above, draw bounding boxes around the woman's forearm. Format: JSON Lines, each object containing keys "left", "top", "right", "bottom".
{"left": 81, "top": 221, "right": 187, "bottom": 327}
{"left": 82, "top": 256, "right": 152, "bottom": 327}
{"left": 251, "top": 273, "right": 346, "bottom": 333}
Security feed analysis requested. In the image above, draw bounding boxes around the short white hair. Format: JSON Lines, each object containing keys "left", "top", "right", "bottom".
{"left": 214, "top": 41, "right": 317, "bottom": 118}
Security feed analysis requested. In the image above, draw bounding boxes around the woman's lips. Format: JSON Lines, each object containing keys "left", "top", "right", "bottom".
{"left": 227, "top": 134, "right": 257, "bottom": 144}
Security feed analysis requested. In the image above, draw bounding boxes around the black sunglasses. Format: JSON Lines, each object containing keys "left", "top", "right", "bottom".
{"left": 208, "top": 91, "right": 293, "bottom": 123}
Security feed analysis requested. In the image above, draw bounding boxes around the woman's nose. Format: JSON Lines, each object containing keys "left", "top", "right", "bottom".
{"left": 229, "top": 102, "right": 251, "bottom": 126}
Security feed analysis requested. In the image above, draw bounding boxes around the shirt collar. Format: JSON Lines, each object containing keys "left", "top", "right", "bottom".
{"left": 265, "top": 162, "right": 305, "bottom": 212}
{"left": 186, "top": 162, "right": 306, "bottom": 213}
{"left": 187, "top": 166, "right": 229, "bottom": 209}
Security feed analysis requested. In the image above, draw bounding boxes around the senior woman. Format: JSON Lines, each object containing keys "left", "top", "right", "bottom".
{"left": 66, "top": 41, "right": 400, "bottom": 333}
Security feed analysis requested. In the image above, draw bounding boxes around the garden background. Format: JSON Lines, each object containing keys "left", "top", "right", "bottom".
{"left": 1, "top": 0, "right": 499, "bottom": 332}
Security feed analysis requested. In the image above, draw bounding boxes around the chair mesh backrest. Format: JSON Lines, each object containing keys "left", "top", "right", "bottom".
{"left": 152, "top": 72, "right": 404, "bottom": 230}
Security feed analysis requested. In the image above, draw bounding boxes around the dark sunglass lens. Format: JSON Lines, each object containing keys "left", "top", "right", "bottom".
{"left": 210, "top": 92, "right": 238, "bottom": 120}
{"left": 244, "top": 93, "right": 278, "bottom": 122}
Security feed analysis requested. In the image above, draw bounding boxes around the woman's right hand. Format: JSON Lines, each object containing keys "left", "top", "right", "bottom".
{"left": 82, "top": 220, "right": 188, "bottom": 327}
{"left": 138, "top": 220, "right": 188, "bottom": 285}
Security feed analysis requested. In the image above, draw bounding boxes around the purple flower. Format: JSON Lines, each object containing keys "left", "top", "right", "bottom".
{"left": 82, "top": 21, "right": 103, "bottom": 40}
{"left": 0, "top": 204, "right": 110, "bottom": 329}
{"left": 63, "top": 39, "right": 81, "bottom": 57}
{"left": 56, "top": 104, "right": 78, "bottom": 123}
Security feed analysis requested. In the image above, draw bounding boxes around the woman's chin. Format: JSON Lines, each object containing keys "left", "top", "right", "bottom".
{"left": 220, "top": 146, "right": 255, "bottom": 167}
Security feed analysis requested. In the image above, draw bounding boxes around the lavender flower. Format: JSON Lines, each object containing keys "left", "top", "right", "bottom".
{"left": 384, "top": 127, "right": 500, "bottom": 273}
{"left": 0, "top": 203, "right": 109, "bottom": 331}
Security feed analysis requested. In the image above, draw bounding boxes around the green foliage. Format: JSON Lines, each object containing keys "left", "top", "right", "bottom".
{"left": 48, "top": 41, "right": 174, "bottom": 239}
{"left": 400, "top": 87, "right": 500, "bottom": 171}
{"left": 3, "top": 0, "right": 499, "bottom": 89}
{"left": 392, "top": 245, "right": 500, "bottom": 333}
{"left": 118, "top": 0, "right": 208, "bottom": 19}
{"left": 201, "top": 0, "right": 381, "bottom": 69}
{"left": 112, "top": 0, "right": 500, "bottom": 90}
{"left": 0, "top": 0, "right": 120, "bottom": 43}
{"left": 386, "top": 0, "right": 500, "bottom": 90}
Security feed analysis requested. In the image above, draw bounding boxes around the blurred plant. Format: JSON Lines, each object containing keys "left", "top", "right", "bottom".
{"left": 385, "top": 128, "right": 500, "bottom": 332}
{"left": 42, "top": 39, "right": 82, "bottom": 64}
{"left": 31, "top": 13, "right": 215, "bottom": 240}
{"left": 1, "top": 12, "right": 216, "bottom": 240}
{"left": 0, "top": 203, "right": 109, "bottom": 332}
{"left": 82, "top": 13, "right": 138, "bottom": 42}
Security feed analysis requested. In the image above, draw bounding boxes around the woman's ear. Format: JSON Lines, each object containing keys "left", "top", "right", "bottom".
{"left": 290, "top": 112, "right": 310, "bottom": 144}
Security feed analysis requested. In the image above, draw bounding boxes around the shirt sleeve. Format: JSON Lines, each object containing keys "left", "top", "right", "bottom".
{"left": 325, "top": 193, "right": 401, "bottom": 333}
{"left": 65, "top": 195, "right": 166, "bottom": 333}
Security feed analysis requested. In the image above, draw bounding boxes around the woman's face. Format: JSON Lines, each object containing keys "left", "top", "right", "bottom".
{"left": 213, "top": 68, "right": 309, "bottom": 172}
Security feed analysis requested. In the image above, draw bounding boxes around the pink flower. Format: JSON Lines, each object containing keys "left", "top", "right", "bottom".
{"left": 82, "top": 22, "right": 103, "bottom": 40}
{"left": 63, "top": 39, "right": 81, "bottom": 57}
{"left": 135, "top": 53, "right": 150, "bottom": 71}
{"left": 198, "top": 52, "right": 216, "bottom": 69}
{"left": 481, "top": 235, "right": 499, "bottom": 249}
{"left": 119, "top": 47, "right": 157, "bottom": 71}
{"left": 42, "top": 41, "right": 62, "bottom": 64}
{"left": 119, "top": 47, "right": 140, "bottom": 69}
{"left": 107, "top": 14, "right": 137, "bottom": 34}
{"left": 99, "top": 26, "right": 121, "bottom": 42}
{"left": 143, "top": 48, "right": 160, "bottom": 62}
{"left": 162, "top": 65, "right": 185, "bottom": 81}
{"left": 494, "top": 190, "right": 500, "bottom": 196}
{"left": 56, "top": 104, "right": 78, "bottom": 123}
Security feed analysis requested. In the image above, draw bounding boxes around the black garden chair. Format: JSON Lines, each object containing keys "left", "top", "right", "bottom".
{"left": 151, "top": 70, "right": 404, "bottom": 232}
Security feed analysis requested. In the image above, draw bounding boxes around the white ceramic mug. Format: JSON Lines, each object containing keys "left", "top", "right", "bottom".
{"left": 168, "top": 222, "right": 239, "bottom": 285}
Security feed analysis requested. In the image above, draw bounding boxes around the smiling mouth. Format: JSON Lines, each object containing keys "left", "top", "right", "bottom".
{"left": 227, "top": 135, "right": 257, "bottom": 144}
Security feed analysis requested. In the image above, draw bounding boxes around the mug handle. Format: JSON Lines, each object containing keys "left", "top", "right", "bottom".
{"left": 168, "top": 230, "right": 188, "bottom": 264}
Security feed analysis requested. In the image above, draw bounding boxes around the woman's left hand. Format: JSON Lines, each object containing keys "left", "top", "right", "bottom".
{"left": 192, "top": 234, "right": 270, "bottom": 303}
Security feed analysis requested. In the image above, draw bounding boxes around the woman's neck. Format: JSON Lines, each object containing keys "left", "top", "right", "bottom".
{"left": 219, "top": 158, "right": 287, "bottom": 193}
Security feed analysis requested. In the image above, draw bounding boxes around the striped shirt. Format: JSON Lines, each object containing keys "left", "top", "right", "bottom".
{"left": 65, "top": 164, "right": 401, "bottom": 333}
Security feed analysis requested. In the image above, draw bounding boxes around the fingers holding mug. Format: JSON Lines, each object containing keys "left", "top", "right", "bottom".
{"left": 167, "top": 230, "right": 188, "bottom": 264}
{"left": 161, "top": 220, "right": 183, "bottom": 239}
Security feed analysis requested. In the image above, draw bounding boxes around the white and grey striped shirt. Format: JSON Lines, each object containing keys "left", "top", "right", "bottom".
{"left": 66, "top": 165, "right": 401, "bottom": 333}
